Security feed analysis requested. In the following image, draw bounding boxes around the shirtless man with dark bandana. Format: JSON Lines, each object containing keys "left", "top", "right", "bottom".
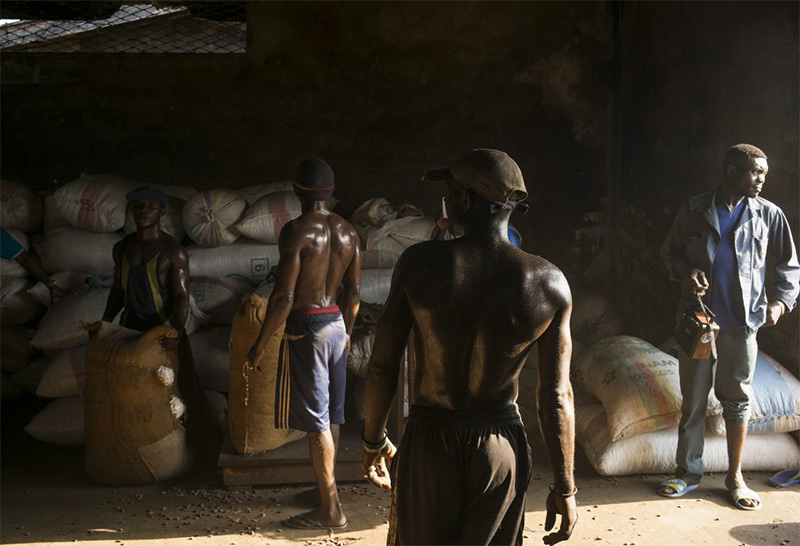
{"left": 361, "top": 149, "right": 578, "bottom": 545}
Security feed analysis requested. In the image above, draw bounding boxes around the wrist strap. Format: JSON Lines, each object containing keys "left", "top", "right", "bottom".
{"left": 362, "top": 428, "right": 389, "bottom": 453}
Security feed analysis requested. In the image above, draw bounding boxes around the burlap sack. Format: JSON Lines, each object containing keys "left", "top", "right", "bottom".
{"left": 84, "top": 322, "right": 192, "bottom": 485}
{"left": 228, "top": 294, "right": 305, "bottom": 453}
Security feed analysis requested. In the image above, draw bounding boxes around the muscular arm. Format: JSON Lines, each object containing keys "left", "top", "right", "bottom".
{"left": 767, "top": 208, "right": 800, "bottom": 313}
{"left": 341, "top": 242, "right": 361, "bottom": 337}
{"left": 169, "top": 244, "right": 191, "bottom": 335}
{"left": 102, "top": 240, "right": 125, "bottom": 322}
{"left": 250, "top": 224, "right": 303, "bottom": 360}
{"left": 536, "top": 272, "right": 575, "bottom": 494}
{"left": 362, "top": 252, "right": 413, "bottom": 444}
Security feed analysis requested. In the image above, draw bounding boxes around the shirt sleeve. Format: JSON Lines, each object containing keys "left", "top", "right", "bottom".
{"left": 0, "top": 227, "right": 25, "bottom": 261}
{"left": 767, "top": 208, "right": 800, "bottom": 312}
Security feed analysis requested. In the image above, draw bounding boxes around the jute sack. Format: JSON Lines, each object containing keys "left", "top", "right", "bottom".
{"left": 34, "top": 229, "right": 122, "bottom": 275}
{"left": 183, "top": 189, "right": 247, "bottom": 247}
{"left": 190, "top": 276, "right": 254, "bottom": 326}
{"left": 25, "top": 396, "right": 86, "bottom": 446}
{"left": 233, "top": 191, "right": 301, "bottom": 244}
{"left": 30, "top": 288, "right": 112, "bottom": 350}
{"left": 1, "top": 180, "right": 43, "bottom": 233}
{"left": 124, "top": 195, "right": 186, "bottom": 242}
{"left": 228, "top": 294, "right": 305, "bottom": 453}
{"left": 187, "top": 239, "right": 280, "bottom": 283}
{"left": 189, "top": 327, "right": 231, "bottom": 392}
{"left": 37, "top": 345, "right": 87, "bottom": 398}
{"left": 0, "top": 228, "right": 29, "bottom": 277}
{"left": 360, "top": 268, "right": 394, "bottom": 305}
{"left": 84, "top": 322, "right": 192, "bottom": 485}
{"left": 1, "top": 277, "right": 44, "bottom": 326}
{"left": 576, "top": 403, "right": 800, "bottom": 476}
{"left": 1, "top": 326, "right": 34, "bottom": 373}
{"left": 53, "top": 174, "right": 137, "bottom": 232}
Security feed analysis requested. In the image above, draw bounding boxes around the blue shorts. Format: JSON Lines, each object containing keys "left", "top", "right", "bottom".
{"left": 274, "top": 307, "right": 348, "bottom": 432}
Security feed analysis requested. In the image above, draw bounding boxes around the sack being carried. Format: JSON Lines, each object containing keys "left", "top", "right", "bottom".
{"left": 84, "top": 322, "right": 192, "bottom": 485}
{"left": 228, "top": 294, "right": 305, "bottom": 453}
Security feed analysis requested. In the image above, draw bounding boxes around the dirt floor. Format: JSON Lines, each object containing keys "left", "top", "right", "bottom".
{"left": 2, "top": 396, "right": 798, "bottom": 546}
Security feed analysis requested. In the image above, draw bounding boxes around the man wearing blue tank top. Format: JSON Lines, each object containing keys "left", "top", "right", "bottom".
{"left": 659, "top": 144, "right": 800, "bottom": 510}
{"left": 102, "top": 187, "right": 217, "bottom": 469}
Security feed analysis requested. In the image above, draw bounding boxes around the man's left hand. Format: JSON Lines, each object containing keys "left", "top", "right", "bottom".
{"left": 160, "top": 333, "right": 181, "bottom": 351}
{"left": 764, "top": 301, "right": 785, "bottom": 327}
{"left": 543, "top": 491, "right": 577, "bottom": 545}
{"left": 362, "top": 439, "right": 397, "bottom": 490}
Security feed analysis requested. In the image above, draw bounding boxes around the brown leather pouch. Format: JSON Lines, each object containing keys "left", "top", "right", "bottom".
{"left": 676, "top": 297, "right": 719, "bottom": 360}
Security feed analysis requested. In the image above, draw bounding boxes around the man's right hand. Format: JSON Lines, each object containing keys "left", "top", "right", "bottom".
{"left": 682, "top": 268, "right": 709, "bottom": 297}
{"left": 362, "top": 439, "right": 397, "bottom": 491}
{"left": 247, "top": 344, "right": 263, "bottom": 368}
{"left": 543, "top": 491, "right": 577, "bottom": 545}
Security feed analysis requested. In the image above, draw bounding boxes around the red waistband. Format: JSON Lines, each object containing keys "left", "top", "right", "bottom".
{"left": 291, "top": 306, "right": 340, "bottom": 316}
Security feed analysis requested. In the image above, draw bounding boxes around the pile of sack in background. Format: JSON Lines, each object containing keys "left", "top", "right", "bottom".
{"left": 572, "top": 335, "right": 800, "bottom": 475}
{"left": 1, "top": 176, "right": 436, "bottom": 463}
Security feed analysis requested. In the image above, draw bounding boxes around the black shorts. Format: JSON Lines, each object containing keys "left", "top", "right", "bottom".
{"left": 388, "top": 404, "right": 531, "bottom": 546}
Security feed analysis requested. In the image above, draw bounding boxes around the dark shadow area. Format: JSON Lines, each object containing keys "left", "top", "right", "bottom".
{"left": 730, "top": 522, "right": 799, "bottom": 546}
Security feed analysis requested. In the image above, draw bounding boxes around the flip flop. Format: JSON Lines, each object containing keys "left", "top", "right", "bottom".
{"left": 282, "top": 513, "right": 347, "bottom": 531}
{"left": 729, "top": 488, "right": 762, "bottom": 511}
{"left": 768, "top": 469, "right": 800, "bottom": 488}
{"left": 657, "top": 478, "right": 699, "bottom": 498}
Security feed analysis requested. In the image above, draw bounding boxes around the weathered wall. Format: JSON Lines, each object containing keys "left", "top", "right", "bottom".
{"left": 1, "top": 1, "right": 614, "bottom": 285}
{"left": 615, "top": 1, "right": 800, "bottom": 371}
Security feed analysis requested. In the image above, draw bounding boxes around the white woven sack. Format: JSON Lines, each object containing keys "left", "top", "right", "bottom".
{"left": 0, "top": 228, "right": 29, "bottom": 277}
{"left": 37, "top": 345, "right": 87, "bottom": 398}
{"left": 347, "top": 333, "right": 374, "bottom": 379}
{"left": 1, "top": 326, "right": 34, "bottom": 373}
{"left": 11, "top": 355, "right": 49, "bottom": 394}
{"left": 1, "top": 277, "right": 44, "bottom": 326}
{"left": 238, "top": 181, "right": 294, "bottom": 205}
{"left": 25, "top": 396, "right": 85, "bottom": 446}
{"left": 360, "top": 268, "right": 394, "bottom": 305}
{"left": 42, "top": 194, "right": 73, "bottom": 235}
{"left": 189, "top": 327, "right": 231, "bottom": 392}
{"left": 34, "top": 229, "right": 122, "bottom": 275}
{"left": 124, "top": 196, "right": 186, "bottom": 241}
{"left": 187, "top": 239, "right": 281, "bottom": 283}
{"left": 1, "top": 180, "right": 43, "bottom": 233}
{"left": 190, "top": 276, "right": 254, "bottom": 326}
{"left": 361, "top": 237, "right": 405, "bottom": 270}
{"left": 53, "top": 174, "right": 137, "bottom": 232}
{"left": 234, "top": 191, "right": 302, "bottom": 244}
{"left": 31, "top": 288, "right": 113, "bottom": 351}
{"left": 27, "top": 271, "right": 92, "bottom": 307}
{"left": 183, "top": 189, "right": 247, "bottom": 247}
{"left": 576, "top": 403, "right": 800, "bottom": 476}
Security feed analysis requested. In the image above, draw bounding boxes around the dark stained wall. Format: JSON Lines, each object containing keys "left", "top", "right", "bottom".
{"left": 1, "top": 1, "right": 614, "bottom": 286}
{"left": 615, "top": 1, "right": 800, "bottom": 371}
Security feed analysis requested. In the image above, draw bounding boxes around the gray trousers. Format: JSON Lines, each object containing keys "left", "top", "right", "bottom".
{"left": 676, "top": 328, "right": 758, "bottom": 484}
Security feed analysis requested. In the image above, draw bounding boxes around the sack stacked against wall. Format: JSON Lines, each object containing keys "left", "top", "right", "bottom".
{"left": 1, "top": 180, "right": 43, "bottom": 233}
{"left": 187, "top": 239, "right": 281, "bottom": 283}
{"left": 574, "top": 335, "right": 800, "bottom": 475}
{"left": 183, "top": 189, "right": 247, "bottom": 247}
{"left": 233, "top": 191, "right": 302, "bottom": 244}
{"left": 228, "top": 294, "right": 306, "bottom": 453}
{"left": 0, "top": 229, "right": 30, "bottom": 277}
{"left": 84, "top": 322, "right": 192, "bottom": 485}
{"left": 53, "top": 174, "right": 138, "bottom": 233}
{"left": 0, "top": 229, "right": 45, "bottom": 325}
{"left": 351, "top": 198, "right": 435, "bottom": 269}
{"left": 123, "top": 194, "right": 186, "bottom": 241}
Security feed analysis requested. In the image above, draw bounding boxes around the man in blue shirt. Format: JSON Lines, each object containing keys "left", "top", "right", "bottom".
{"left": 1, "top": 226, "right": 66, "bottom": 302}
{"left": 659, "top": 144, "right": 800, "bottom": 510}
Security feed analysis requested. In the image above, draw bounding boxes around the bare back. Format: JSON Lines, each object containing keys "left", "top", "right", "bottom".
{"left": 282, "top": 209, "right": 359, "bottom": 309}
{"left": 386, "top": 237, "right": 571, "bottom": 410}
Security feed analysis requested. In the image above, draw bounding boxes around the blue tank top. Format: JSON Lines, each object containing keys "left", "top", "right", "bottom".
{"left": 120, "top": 244, "right": 173, "bottom": 331}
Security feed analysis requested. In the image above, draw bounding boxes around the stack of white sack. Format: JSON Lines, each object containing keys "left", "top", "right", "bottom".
{"left": 573, "top": 335, "right": 800, "bottom": 476}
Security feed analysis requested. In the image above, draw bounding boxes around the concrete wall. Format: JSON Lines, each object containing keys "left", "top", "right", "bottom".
{"left": 1, "top": 1, "right": 614, "bottom": 286}
{"left": 615, "top": 1, "right": 800, "bottom": 371}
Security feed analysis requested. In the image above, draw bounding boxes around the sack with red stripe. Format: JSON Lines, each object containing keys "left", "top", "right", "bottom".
{"left": 53, "top": 174, "right": 137, "bottom": 233}
{"left": 233, "top": 191, "right": 302, "bottom": 244}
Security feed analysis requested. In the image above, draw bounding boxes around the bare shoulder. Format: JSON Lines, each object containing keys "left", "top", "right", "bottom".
{"left": 327, "top": 211, "right": 359, "bottom": 237}
{"left": 164, "top": 236, "right": 188, "bottom": 262}
{"left": 518, "top": 251, "right": 572, "bottom": 308}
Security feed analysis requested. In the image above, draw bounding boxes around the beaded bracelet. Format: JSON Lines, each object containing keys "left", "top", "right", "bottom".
{"left": 549, "top": 483, "right": 578, "bottom": 497}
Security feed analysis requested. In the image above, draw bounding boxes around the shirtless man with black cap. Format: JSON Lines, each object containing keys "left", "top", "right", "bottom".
{"left": 361, "top": 149, "right": 578, "bottom": 545}
{"left": 248, "top": 158, "right": 361, "bottom": 531}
